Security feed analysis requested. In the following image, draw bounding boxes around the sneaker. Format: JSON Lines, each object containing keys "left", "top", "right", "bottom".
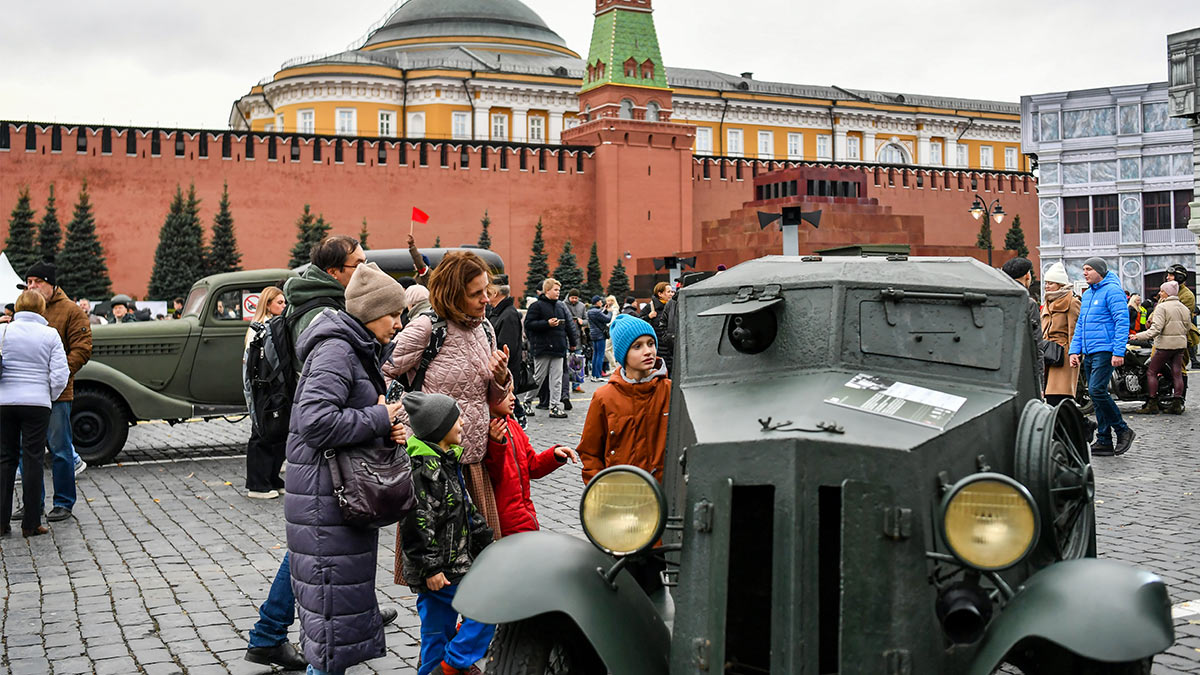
{"left": 1090, "top": 441, "right": 1115, "bottom": 457}
{"left": 10, "top": 505, "right": 24, "bottom": 521}
{"left": 573, "top": 385, "right": 585, "bottom": 393}
{"left": 1114, "top": 428, "right": 1136, "bottom": 456}
{"left": 74, "top": 459, "right": 87, "bottom": 477}
{"left": 46, "top": 507, "right": 73, "bottom": 522}
{"left": 549, "top": 407, "right": 568, "bottom": 419}
{"left": 247, "top": 490, "right": 280, "bottom": 500}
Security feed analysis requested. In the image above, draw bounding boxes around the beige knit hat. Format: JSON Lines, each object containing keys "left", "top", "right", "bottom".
{"left": 1043, "top": 261, "right": 1069, "bottom": 286}
{"left": 346, "top": 262, "right": 406, "bottom": 324}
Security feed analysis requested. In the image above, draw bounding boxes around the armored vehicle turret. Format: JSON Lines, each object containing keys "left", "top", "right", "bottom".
{"left": 455, "top": 256, "right": 1174, "bottom": 675}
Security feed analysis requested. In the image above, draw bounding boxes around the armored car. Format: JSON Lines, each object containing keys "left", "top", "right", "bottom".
{"left": 455, "top": 256, "right": 1173, "bottom": 674}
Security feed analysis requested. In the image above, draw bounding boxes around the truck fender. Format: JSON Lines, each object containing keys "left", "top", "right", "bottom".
{"left": 966, "top": 559, "right": 1174, "bottom": 675}
{"left": 75, "top": 361, "right": 194, "bottom": 421}
{"left": 453, "top": 531, "right": 670, "bottom": 675}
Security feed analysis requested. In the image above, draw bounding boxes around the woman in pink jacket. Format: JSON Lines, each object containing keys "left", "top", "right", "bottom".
{"left": 384, "top": 251, "right": 512, "bottom": 566}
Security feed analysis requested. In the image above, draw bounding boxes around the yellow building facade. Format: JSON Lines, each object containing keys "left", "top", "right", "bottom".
{"left": 231, "top": 0, "right": 1025, "bottom": 171}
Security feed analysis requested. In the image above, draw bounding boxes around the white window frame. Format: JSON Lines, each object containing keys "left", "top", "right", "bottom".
{"left": 757, "top": 131, "right": 774, "bottom": 159}
{"left": 452, "top": 112, "right": 470, "bottom": 140}
{"left": 696, "top": 127, "right": 713, "bottom": 155}
{"left": 299, "top": 109, "right": 315, "bottom": 135}
{"left": 726, "top": 128, "right": 743, "bottom": 157}
{"left": 529, "top": 116, "right": 545, "bottom": 143}
{"left": 816, "top": 134, "right": 831, "bottom": 161}
{"left": 264, "top": 124, "right": 275, "bottom": 132}
{"left": 276, "top": 114, "right": 284, "bottom": 132}
{"left": 1005, "top": 147, "right": 1018, "bottom": 171}
{"left": 980, "top": 145, "right": 994, "bottom": 169}
{"left": 787, "top": 133, "right": 803, "bottom": 160}
{"left": 956, "top": 144, "right": 969, "bottom": 168}
{"left": 378, "top": 111, "right": 395, "bottom": 138}
{"left": 929, "top": 140, "right": 943, "bottom": 165}
{"left": 846, "top": 136, "right": 861, "bottom": 161}
{"left": 491, "top": 113, "right": 509, "bottom": 141}
{"left": 407, "top": 112, "right": 425, "bottom": 139}
{"left": 336, "top": 108, "right": 356, "bottom": 136}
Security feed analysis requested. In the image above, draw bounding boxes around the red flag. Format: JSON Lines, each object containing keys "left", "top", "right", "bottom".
{"left": 411, "top": 207, "right": 429, "bottom": 224}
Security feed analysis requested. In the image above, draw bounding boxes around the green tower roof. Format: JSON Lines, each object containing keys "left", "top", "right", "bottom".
{"left": 581, "top": 7, "right": 669, "bottom": 92}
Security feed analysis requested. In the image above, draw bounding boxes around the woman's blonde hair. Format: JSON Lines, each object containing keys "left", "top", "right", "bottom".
{"left": 252, "top": 286, "right": 284, "bottom": 323}
{"left": 14, "top": 290, "right": 46, "bottom": 315}
{"left": 428, "top": 251, "right": 491, "bottom": 326}
{"left": 605, "top": 295, "right": 618, "bottom": 309}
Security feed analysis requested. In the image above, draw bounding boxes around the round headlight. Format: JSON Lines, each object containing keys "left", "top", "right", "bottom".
{"left": 580, "top": 466, "right": 666, "bottom": 556}
{"left": 941, "top": 474, "right": 1039, "bottom": 571}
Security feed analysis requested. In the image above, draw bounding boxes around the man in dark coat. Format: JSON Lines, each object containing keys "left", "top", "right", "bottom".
{"left": 1000, "top": 257, "right": 1045, "bottom": 398}
{"left": 522, "top": 278, "right": 570, "bottom": 418}
{"left": 488, "top": 284, "right": 523, "bottom": 378}
{"left": 285, "top": 263, "right": 408, "bottom": 674}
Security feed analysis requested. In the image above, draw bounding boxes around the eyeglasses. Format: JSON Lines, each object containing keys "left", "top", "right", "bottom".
{"left": 339, "top": 261, "right": 364, "bottom": 271}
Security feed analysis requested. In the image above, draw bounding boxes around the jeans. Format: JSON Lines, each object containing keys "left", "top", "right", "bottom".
{"left": 1082, "top": 351, "right": 1127, "bottom": 444}
{"left": 46, "top": 401, "right": 77, "bottom": 511}
{"left": 306, "top": 666, "right": 342, "bottom": 675}
{"left": 591, "top": 339, "right": 607, "bottom": 377}
{"left": 248, "top": 552, "right": 296, "bottom": 649}
{"left": 416, "top": 584, "right": 495, "bottom": 675}
{"left": 1, "top": 405, "right": 50, "bottom": 531}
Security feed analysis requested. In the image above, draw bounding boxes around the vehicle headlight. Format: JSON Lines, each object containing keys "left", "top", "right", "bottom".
{"left": 940, "top": 473, "right": 1039, "bottom": 571}
{"left": 580, "top": 466, "right": 666, "bottom": 556}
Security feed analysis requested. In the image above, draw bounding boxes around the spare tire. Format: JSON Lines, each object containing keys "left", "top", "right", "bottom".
{"left": 71, "top": 388, "right": 130, "bottom": 465}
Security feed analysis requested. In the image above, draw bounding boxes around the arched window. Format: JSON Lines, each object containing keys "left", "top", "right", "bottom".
{"left": 618, "top": 99, "right": 634, "bottom": 120}
{"left": 646, "top": 101, "right": 661, "bottom": 122}
{"left": 878, "top": 143, "right": 908, "bottom": 164}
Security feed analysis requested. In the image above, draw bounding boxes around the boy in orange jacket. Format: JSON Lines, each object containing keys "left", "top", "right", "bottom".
{"left": 577, "top": 314, "right": 672, "bottom": 484}
{"left": 484, "top": 390, "right": 579, "bottom": 536}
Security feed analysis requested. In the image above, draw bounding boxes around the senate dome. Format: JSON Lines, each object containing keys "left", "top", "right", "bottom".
{"left": 361, "top": 0, "right": 571, "bottom": 54}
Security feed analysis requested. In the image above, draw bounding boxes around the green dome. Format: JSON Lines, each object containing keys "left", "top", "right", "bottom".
{"left": 363, "top": 0, "right": 569, "bottom": 50}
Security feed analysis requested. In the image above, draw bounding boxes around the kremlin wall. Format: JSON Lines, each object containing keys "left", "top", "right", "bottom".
{"left": 0, "top": 0, "right": 1039, "bottom": 298}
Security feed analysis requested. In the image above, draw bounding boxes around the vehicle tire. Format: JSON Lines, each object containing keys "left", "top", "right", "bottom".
{"left": 1000, "top": 653, "right": 1152, "bottom": 675}
{"left": 1075, "top": 370, "right": 1094, "bottom": 415}
{"left": 486, "top": 614, "right": 606, "bottom": 675}
{"left": 71, "top": 388, "right": 130, "bottom": 466}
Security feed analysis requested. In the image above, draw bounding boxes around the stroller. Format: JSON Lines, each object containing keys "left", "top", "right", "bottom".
{"left": 567, "top": 349, "right": 587, "bottom": 389}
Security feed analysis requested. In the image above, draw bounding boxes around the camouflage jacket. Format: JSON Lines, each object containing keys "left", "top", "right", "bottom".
{"left": 399, "top": 436, "right": 493, "bottom": 590}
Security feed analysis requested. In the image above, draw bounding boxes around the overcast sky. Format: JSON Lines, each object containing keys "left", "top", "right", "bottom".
{"left": 2, "top": 0, "right": 1197, "bottom": 129}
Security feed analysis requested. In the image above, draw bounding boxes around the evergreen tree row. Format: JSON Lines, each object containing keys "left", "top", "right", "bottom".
{"left": 519, "top": 217, "right": 630, "bottom": 301}
{"left": 4, "top": 182, "right": 113, "bottom": 299}
{"left": 148, "top": 183, "right": 244, "bottom": 300}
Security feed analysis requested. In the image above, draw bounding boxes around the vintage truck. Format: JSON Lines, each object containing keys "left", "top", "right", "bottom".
{"left": 72, "top": 247, "right": 504, "bottom": 464}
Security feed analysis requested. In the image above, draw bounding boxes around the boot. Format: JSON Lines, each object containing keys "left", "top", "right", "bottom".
{"left": 1164, "top": 397, "right": 1186, "bottom": 415}
{"left": 1131, "top": 400, "right": 1159, "bottom": 415}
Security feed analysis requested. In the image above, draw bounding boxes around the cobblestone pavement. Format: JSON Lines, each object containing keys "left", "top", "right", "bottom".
{"left": 1, "top": 378, "right": 1198, "bottom": 674}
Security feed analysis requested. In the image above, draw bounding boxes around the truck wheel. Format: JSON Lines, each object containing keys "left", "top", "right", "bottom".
{"left": 486, "top": 614, "right": 606, "bottom": 675}
{"left": 71, "top": 388, "right": 130, "bottom": 466}
{"left": 1074, "top": 370, "right": 1094, "bottom": 415}
{"left": 1001, "top": 654, "right": 1152, "bottom": 675}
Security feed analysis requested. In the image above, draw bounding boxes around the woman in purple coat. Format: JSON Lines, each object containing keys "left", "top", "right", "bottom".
{"left": 284, "top": 263, "right": 408, "bottom": 675}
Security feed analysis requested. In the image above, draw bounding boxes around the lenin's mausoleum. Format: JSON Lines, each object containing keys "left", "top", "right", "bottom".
{"left": 0, "top": 0, "right": 1038, "bottom": 297}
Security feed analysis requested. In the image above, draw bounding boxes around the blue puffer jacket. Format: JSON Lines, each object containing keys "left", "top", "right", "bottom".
{"left": 285, "top": 309, "right": 393, "bottom": 673}
{"left": 1069, "top": 271, "right": 1130, "bottom": 356}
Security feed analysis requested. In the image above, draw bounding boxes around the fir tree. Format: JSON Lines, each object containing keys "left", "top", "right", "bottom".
{"left": 524, "top": 218, "right": 550, "bottom": 299}
{"left": 359, "top": 218, "right": 370, "bottom": 250}
{"left": 148, "top": 184, "right": 206, "bottom": 300}
{"left": 38, "top": 184, "right": 62, "bottom": 263}
{"left": 553, "top": 239, "right": 584, "bottom": 294}
{"left": 56, "top": 181, "right": 112, "bottom": 299}
{"left": 477, "top": 210, "right": 492, "bottom": 249}
{"left": 1003, "top": 214, "right": 1029, "bottom": 259}
{"left": 287, "top": 205, "right": 331, "bottom": 268}
{"left": 433, "top": 236, "right": 441, "bottom": 248}
{"left": 205, "top": 182, "right": 242, "bottom": 274}
{"left": 583, "top": 242, "right": 604, "bottom": 300}
{"left": 607, "top": 258, "right": 631, "bottom": 299}
{"left": 3, "top": 186, "right": 39, "bottom": 274}
{"left": 975, "top": 217, "right": 994, "bottom": 266}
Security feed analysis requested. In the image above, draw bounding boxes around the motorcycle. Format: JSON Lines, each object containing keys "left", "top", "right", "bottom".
{"left": 1072, "top": 341, "right": 1187, "bottom": 415}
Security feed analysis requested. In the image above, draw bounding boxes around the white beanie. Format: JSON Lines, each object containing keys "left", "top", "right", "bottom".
{"left": 1043, "top": 262, "right": 1069, "bottom": 286}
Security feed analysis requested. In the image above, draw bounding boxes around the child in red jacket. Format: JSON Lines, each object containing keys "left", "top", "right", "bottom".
{"left": 485, "top": 390, "right": 579, "bottom": 536}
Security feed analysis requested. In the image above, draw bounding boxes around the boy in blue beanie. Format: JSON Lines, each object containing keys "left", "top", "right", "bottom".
{"left": 578, "top": 313, "right": 672, "bottom": 485}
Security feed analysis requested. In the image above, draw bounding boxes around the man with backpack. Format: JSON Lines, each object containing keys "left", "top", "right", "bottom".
{"left": 244, "top": 235, "right": 400, "bottom": 672}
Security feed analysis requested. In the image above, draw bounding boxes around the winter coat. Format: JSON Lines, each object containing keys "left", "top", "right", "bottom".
{"left": 0, "top": 312, "right": 70, "bottom": 407}
{"left": 587, "top": 306, "right": 611, "bottom": 342}
{"left": 566, "top": 299, "right": 588, "bottom": 323}
{"left": 560, "top": 301, "right": 581, "bottom": 350}
{"left": 578, "top": 359, "right": 671, "bottom": 484}
{"left": 1023, "top": 295, "right": 1045, "bottom": 396}
{"left": 283, "top": 266, "right": 346, "bottom": 345}
{"left": 620, "top": 303, "right": 640, "bottom": 317}
{"left": 524, "top": 294, "right": 571, "bottom": 357}
{"left": 1133, "top": 297, "right": 1192, "bottom": 351}
{"left": 1179, "top": 285, "right": 1199, "bottom": 348}
{"left": 1040, "top": 291, "right": 1080, "bottom": 398}
{"left": 284, "top": 309, "right": 394, "bottom": 674}
{"left": 489, "top": 297, "right": 524, "bottom": 374}
{"left": 41, "top": 287, "right": 91, "bottom": 402}
{"left": 1069, "top": 271, "right": 1130, "bottom": 356}
{"left": 641, "top": 298, "right": 678, "bottom": 370}
{"left": 398, "top": 436, "right": 493, "bottom": 591}
{"left": 483, "top": 415, "right": 566, "bottom": 536}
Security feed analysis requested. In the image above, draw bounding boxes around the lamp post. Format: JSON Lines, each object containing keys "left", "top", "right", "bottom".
{"left": 969, "top": 195, "right": 1006, "bottom": 266}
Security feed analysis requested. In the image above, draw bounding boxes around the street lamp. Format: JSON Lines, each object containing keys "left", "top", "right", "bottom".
{"left": 969, "top": 195, "right": 1006, "bottom": 265}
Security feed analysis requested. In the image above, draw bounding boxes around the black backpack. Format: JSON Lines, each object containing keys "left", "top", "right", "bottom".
{"left": 244, "top": 297, "right": 339, "bottom": 443}
{"left": 384, "top": 311, "right": 495, "bottom": 402}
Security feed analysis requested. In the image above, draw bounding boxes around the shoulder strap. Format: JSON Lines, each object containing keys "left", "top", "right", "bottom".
{"left": 284, "top": 296, "right": 341, "bottom": 328}
{"left": 409, "top": 311, "right": 447, "bottom": 393}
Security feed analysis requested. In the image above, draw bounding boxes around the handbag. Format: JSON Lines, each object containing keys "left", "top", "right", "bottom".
{"left": 325, "top": 444, "right": 415, "bottom": 529}
{"left": 1041, "top": 339, "right": 1065, "bottom": 368}
{"left": 513, "top": 350, "right": 538, "bottom": 394}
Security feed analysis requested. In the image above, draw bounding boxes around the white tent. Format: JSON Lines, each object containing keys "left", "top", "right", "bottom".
{"left": 0, "top": 252, "right": 26, "bottom": 306}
